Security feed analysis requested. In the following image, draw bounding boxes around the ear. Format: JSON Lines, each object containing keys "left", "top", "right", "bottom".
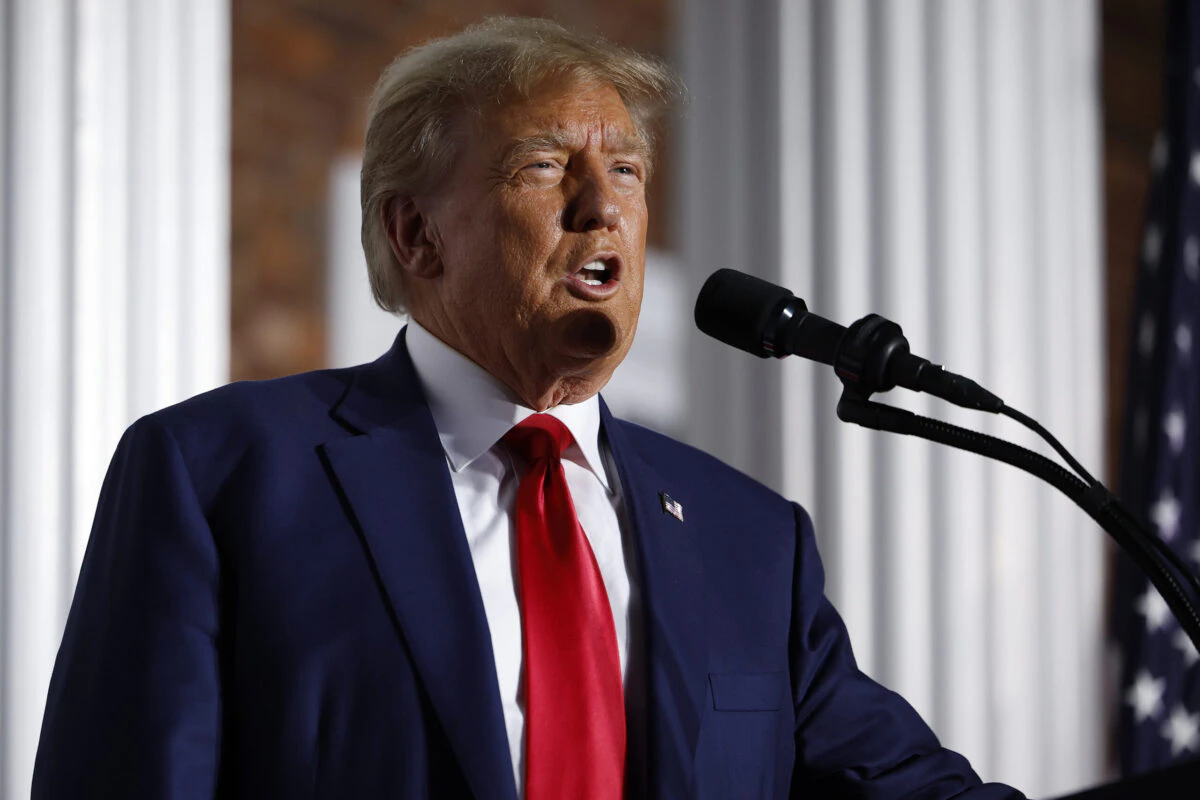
{"left": 383, "top": 195, "right": 443, "bottom": 279}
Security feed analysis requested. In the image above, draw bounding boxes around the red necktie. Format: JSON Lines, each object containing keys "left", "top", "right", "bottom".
{"left": 504, "top": 415, "right": 625, "bottom": 799}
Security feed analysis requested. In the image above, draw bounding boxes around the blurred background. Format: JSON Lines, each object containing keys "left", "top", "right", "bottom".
{"left": 0, "top": 0, "right": 1185, "bottom": 797}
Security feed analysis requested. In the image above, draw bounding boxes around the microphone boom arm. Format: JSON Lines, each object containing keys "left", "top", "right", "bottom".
{"left": 836, "top": 388, "right": 1200, "bottom": 652}
{"left": 693, "top": 267, "right": 1200, "bottom": 645}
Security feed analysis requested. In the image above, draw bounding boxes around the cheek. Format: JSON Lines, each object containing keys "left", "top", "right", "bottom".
{"left": 493, "top": 209, "right": 561, "bottom": 275}
{"left": 625, "top": 192, "right": 649, "bottom": 237}
{"left": 504, "top": 241, "right": 566, "bottom": 311}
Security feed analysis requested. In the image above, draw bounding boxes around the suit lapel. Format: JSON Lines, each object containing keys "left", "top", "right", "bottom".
{"left": 322, "top": 330, "right": 517, "bottom": 800}
{"left": 602, "top": 402, "right": 707, "bottom": 798}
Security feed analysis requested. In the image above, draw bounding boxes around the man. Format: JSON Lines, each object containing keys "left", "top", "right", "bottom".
{"left": 34, "top": 17, "right": 1023, "bottom": 799}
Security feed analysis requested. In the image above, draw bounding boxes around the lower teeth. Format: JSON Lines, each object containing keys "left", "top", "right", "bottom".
{"left": 583, "top": 279, "right": 602, "bottom": 286}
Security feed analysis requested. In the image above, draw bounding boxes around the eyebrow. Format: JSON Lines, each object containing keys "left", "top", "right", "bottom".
{"left": 500, "top": 130, "right": 652, "bottom": 168}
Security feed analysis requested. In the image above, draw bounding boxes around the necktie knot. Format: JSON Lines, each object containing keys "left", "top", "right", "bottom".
{"left": 503, "top": 414, "right": 574, "bottom": 464}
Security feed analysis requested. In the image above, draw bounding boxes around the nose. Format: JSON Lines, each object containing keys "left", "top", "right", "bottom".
{"left": 565, "top": 168, "right": 621, "bottom": 233}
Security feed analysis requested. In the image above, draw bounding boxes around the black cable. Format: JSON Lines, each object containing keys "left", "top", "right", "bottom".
{"left": 999, "top": 404, "right": 1102, "bottom": 489}
{"left": 998, "top": 402, "right": 1200, "bottom": 604}
{"left": 1104, "top": 497, "right": 1200, "bottom": 604}
{"left": 837, "top": 393, "right": 1200, "bottom": 652}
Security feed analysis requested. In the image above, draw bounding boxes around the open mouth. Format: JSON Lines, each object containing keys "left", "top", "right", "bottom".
{"left": 573, "top": 259, "right": 616, "bottom": 286}
{"left": 564, "top": 254, "right": 623, "bottom": 300}
{"left": 573, "top": 261, "right": 614, "bottom": 286}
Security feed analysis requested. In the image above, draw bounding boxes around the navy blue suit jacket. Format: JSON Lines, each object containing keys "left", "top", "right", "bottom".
{"left": 33, "top": 330, "right": 1022, "bottom": 799}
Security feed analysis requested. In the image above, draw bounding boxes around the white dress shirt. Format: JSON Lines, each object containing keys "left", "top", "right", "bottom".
{"left": 405, "top": 321, "right": 632, "bottom": 796}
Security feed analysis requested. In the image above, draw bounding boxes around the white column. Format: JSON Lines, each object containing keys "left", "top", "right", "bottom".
{"left": 677, "top": 0, "right": 1104, "bottom": 795}
{"left": 977, "top": 0, "right": 1042, "bottom": 784}
{"left": 678, "top": 0, "right": 789, "bottom": 491}
{"left": 812, "top": 0, "right": 881, "bottom": 673}
{"left": 0, "top": 1, "right": 230, "bottom": 797}
{"left": 927, "top": 0, "right": 993, "bottom": 773}
{"left": 4, "top": 6, "right": 73, "bottom": 798}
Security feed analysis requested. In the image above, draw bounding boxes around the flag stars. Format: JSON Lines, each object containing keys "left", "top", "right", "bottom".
{"left": 1125, "top": 57, "right": 1200, "bottom": 767}
{"left": 1143, "top": 225, "right": 1163, "bottom": 267}
{"left": 1138, "top": 586, "right": 1172, "bottom": 632}
{"left": 1173, "top": 629, "right": 1200, "bottom": 669}
{"left": 1176, "top": 323, "right": 1192, "bottom": 357}
{"left": 1162, "top": 706, "right": 1200, "bottom": 757}
{"left": 1164, "top": 407, "right": 1187, "bottom": 454}
{"left": 1186, "top": 237, "right": 1200, "bottom": 281}
{"left": 1126, "top": 669, "right": 1166, "bottom": 722}
{"left": 1150, "top": 489, "right": 1182, "bottom": 541}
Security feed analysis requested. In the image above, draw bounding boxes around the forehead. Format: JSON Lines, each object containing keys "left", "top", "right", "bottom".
{"left": 472, "top": 79, "right": 642, "bottom": 154}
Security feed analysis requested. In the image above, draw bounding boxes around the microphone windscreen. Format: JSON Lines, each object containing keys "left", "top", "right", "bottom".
{"left": 694, "top": 269, "right": 795, "bottom": 358}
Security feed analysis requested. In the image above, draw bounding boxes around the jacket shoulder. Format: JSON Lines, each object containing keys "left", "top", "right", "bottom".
{"left": 148, "top": 366, "right": 357, "bottom": 440}
{"left": 116, "top": 366, "right": 364, "bottom": 504}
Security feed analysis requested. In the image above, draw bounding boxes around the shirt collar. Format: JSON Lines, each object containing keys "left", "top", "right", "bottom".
{"left": 405, "top": 320, "right": 611, "bottom": 490}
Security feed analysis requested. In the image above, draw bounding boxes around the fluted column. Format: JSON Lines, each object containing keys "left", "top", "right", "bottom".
{"left": 676, "top": 0, "right": 1104, "bottom": 795}
{"left": 0, "top": 1, "right": 229, "bottom": 796}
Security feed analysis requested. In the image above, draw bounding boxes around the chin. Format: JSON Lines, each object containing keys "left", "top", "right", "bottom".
{"left": 554, "top": 374, "right": 611, "bottom": 406}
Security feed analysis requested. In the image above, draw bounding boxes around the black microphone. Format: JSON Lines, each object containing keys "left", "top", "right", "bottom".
{"left": 694, "top": 268, "right": 1003, "bottom": 412}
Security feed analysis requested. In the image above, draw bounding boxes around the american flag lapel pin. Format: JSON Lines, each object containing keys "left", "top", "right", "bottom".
{"left": 659, "top": 492, "right": 684, "bottom": 522}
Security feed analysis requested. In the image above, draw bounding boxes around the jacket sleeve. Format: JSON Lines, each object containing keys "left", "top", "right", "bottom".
{"left": 788, "top": 503, "right": 1024, "bottom": 799}
{"left": 32, "top": 416, "right": 222, "bottom": 799}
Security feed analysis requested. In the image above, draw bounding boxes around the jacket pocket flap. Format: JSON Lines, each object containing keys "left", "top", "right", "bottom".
{"left": 709, "top": 670, "right": 787, "bottom": 711}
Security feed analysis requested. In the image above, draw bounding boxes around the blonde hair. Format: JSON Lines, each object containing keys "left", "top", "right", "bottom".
{"left": 360, "top": 16, "right": 684, "bottom": 313}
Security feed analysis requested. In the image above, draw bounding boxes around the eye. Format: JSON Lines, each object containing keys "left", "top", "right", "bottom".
{"left": 515, "top": 159, "right": 565, "bottom": 185}
{"left": 517, "top": 159, "right": 564, "bottom": 177}
{"left": 521, "top": 157, "right": 565, "bottom": 171}
{"left": 611, "top": 163, "right": 644, "bottom": 183}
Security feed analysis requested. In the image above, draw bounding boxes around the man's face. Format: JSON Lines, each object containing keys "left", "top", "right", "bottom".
{"left": 403, "top": 78, "right": 649, "bottom": 409}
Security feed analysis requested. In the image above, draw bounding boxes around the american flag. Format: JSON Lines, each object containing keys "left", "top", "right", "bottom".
{"left": 1115, "top": 0, "right": 1200, "bottom": 776}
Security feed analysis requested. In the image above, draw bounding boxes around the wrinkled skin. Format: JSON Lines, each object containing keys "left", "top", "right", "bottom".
{"left": 385, "top": 78, "right": 650, "bottom": 410}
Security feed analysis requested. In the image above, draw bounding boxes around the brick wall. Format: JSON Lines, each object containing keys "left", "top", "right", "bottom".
{"left": 231, "top": 0, "right": 672, "bottom": 380}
